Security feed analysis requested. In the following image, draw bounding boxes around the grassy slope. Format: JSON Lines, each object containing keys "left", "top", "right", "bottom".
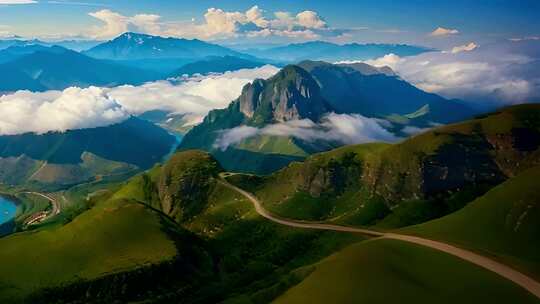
{"left": 274, "top": 239, "right": 538, "bottom": 304}
{"left": 0, "top": 193, "right": 179, "bottom": 302}
{"left": 404, "top": 166, "right": 540, "bottom": 278}
{"left": 112, "top": 151, "right": 367, "bottom": 303}
{"left": 233, "top": 104, "right": 540, "bottom": 228}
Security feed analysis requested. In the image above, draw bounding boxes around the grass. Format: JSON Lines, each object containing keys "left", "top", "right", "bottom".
{"left": 403, "top": 166, "right": 540, "bottom": 278}
{"left": 274, "top": 238, "right": 538, "bottom": 304}
{"left": 0, "top": 195, "right": 178, "bottom": 302}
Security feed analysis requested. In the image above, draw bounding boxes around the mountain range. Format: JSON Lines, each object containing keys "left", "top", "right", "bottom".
{"left": 180, "top": 61, "right": 475, "bottom": 173}
{"left": 0, "top": 45, "right": 162, "bottom": 91}
{"left": 83, "top": 32, "right": 249, "bottom": 61}
{"left": 242, "top": 41, "right": 433, "bottom": 62}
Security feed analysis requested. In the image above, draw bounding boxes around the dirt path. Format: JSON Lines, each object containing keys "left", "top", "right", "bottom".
{"left": 218, "top": 178, "right": 540, "bottom": 299}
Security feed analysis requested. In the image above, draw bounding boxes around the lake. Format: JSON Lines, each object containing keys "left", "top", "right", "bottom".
{"left": 0, "top": 196, "right": 17, "bottom": 225}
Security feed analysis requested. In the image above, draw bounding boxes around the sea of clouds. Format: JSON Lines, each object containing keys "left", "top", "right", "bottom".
{"left": 214, "top": 113, "right": 400, "bottom": 151}
{"left": 0, "top": 65, "right": 279, "bottom": 135}
{"left": 338, "top": 39, "right": 540, "bottom": 108}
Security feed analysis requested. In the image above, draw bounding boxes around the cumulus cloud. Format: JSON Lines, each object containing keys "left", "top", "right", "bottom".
{"left": 0, "top": 87, "right": 128, "bottom": 135}
{"left": 110, "top": 65, "right": 279, "bottom": 125}
{"left": 214, "top": 113, "right": 399, "bottom": 151}
{"left": 0, "top": 65, "right": 279, "bottom": 135}
{"left": 430, "top": 27, "right": 459, "bottom": 37}
{"left": 88, "top": 6, "right": 330, "bottom": 40}
{"left": 363, "top": 39, "right": 540, "bottom": 106}
{"left": 451, "top": 42, "right": 478, "bottom": 54}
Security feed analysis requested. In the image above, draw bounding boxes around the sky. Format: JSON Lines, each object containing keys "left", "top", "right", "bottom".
{"left": 0, "top": 0, "right": 539, "bottom": 48}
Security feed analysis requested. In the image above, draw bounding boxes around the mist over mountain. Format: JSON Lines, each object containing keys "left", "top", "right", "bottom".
{"left": 180, "top": 62, "right": 474, "bottom": 173}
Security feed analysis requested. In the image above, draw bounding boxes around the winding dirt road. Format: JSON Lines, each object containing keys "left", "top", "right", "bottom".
{"left": 218, "top": 178, "right": 540, "bottom": 299}
{"left": 21, "top": 192, "right": 60, "bottom": 225}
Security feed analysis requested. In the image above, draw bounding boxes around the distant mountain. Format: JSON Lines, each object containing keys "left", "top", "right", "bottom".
{"left": 242, "top": 41, "right": 433, "bottom": 62}
{"left": 0, "top": 38, "right": 101, "bottom": 51}
{"left": 0, "top": 44, "right": 65, "bottom": 64}
{"left": 83, "top": 32, "right": 248, "bottom": 61}
{"left": 0, "top": 45, "right": 159, "bottom": 91}
{"left": 0, "top": 38, "right": 48, "bottom": 50}
{"left": 169, "top": 55, "right": 267, "bottom": 77}
{"left": 297, "top": 60, "right": 472, "bottom": 124}
{"left": 0, "top": 117, "right": 175, "bottom": 188}
{"left": 179, "top": 62, "right": 475, "bottom": 173}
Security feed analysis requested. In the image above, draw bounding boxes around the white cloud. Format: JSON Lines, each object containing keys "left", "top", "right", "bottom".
{"left": 0, "top": 65, "right": 279, "bottom": 135}
{"left": 363, "top": 53, "right": 403, "bottom": 69}
{"left": 365, "top": 39, "right": 540, "bottom": 105}
{"left": 88, "top": 6, "right": 329, "bottom": 40}
{"left": 0, "top": 87, "right": 128, "bottom": 135}
{"left": 110, "top": 65, "right": 279, "bottom": 125}
{"left": 430, "top": 27, "right": 459, "bottom": 37}
{"left": 214, "top": 113, "right": 399, "bottom": 151}
{"left": 451, "top": 42, "right": 477, "bottom": 54}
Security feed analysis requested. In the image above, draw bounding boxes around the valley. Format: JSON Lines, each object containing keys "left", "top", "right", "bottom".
{"left": 0, "top": 6, "right": 539, "bottom": 302}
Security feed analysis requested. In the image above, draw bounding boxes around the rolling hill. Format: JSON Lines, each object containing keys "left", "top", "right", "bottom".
{"left": 0, "top": 117, "right": 175, "bottom": 188}
{"left": 232, "top": 104, "right": 540, "bottom": 229}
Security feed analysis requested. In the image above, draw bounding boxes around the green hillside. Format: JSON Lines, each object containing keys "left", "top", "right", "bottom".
{"left": 233, "top": 104, "right": 540, "bottom": 227}
{"left": 0, "top": 189, "right": 211, "bottom": 303}
{"left": 0, "top": 117, "right": 175, "bottom": 189}
{"left": 404, "top": 166, "right": 540, "bottom": 278}
{"left": 274, "top": 239, "right": 538, "bottom": 304}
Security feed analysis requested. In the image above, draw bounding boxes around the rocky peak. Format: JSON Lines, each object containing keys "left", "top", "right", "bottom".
{"left": 238, "top": 65, "right": 330, "bottom": 124}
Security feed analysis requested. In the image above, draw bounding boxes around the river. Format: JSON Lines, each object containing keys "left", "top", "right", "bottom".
{"left": 0, "top": 196, "right": 17, "bottom": 225}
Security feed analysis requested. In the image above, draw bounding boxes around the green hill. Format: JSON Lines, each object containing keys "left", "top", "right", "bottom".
{"left": 273, "top": 238, "right": 538, "bottom": 304}
{"left": 0, "top": 117, "right": 175, "bottom": 189}
{"left": 238, "top": 104, "right": 540, "bottom": 226}
{"left": 404, "top": 166, "right": 540, "bottom": 278}
{"left": 0, "top": 190, "right": 212, "bottom": 303}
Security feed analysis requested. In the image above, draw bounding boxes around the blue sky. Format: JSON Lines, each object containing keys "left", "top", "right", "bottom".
{"left": 0, "top": 0, "right": 539, "bottom": 47}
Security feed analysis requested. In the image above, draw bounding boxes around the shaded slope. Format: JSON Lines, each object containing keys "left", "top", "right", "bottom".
{"left": 0, "top": 117, "right": 175, "bottom": 187}
{"left": 298, "top": 60, "right": 473, "bottom": 123}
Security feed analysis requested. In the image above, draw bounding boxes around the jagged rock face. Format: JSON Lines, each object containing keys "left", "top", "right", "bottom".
{"left": 238, "top": 79, "right": 264, "bottom": 118}
{"left": 238, "top": 65, "right": 330, "bottom": 123}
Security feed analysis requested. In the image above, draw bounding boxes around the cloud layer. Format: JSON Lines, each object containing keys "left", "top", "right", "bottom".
{"left": 345, "top": 39, "right": 540, "bottom": 106}
{"left": 0, "top": 65, "right": 279, "bottom": 135}
{"left": 214, "top": 113, "right": 399, "bottom": 150}
{"left": 87, "top": 6, "right": 341, "bottom": 41}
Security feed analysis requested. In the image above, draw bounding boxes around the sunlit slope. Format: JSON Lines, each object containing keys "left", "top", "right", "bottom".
{"left": 0, "top": 192, "right": 209, "bottom": 302}
{"left": 274, "top": 239, "right": 538, "bottom": 304}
